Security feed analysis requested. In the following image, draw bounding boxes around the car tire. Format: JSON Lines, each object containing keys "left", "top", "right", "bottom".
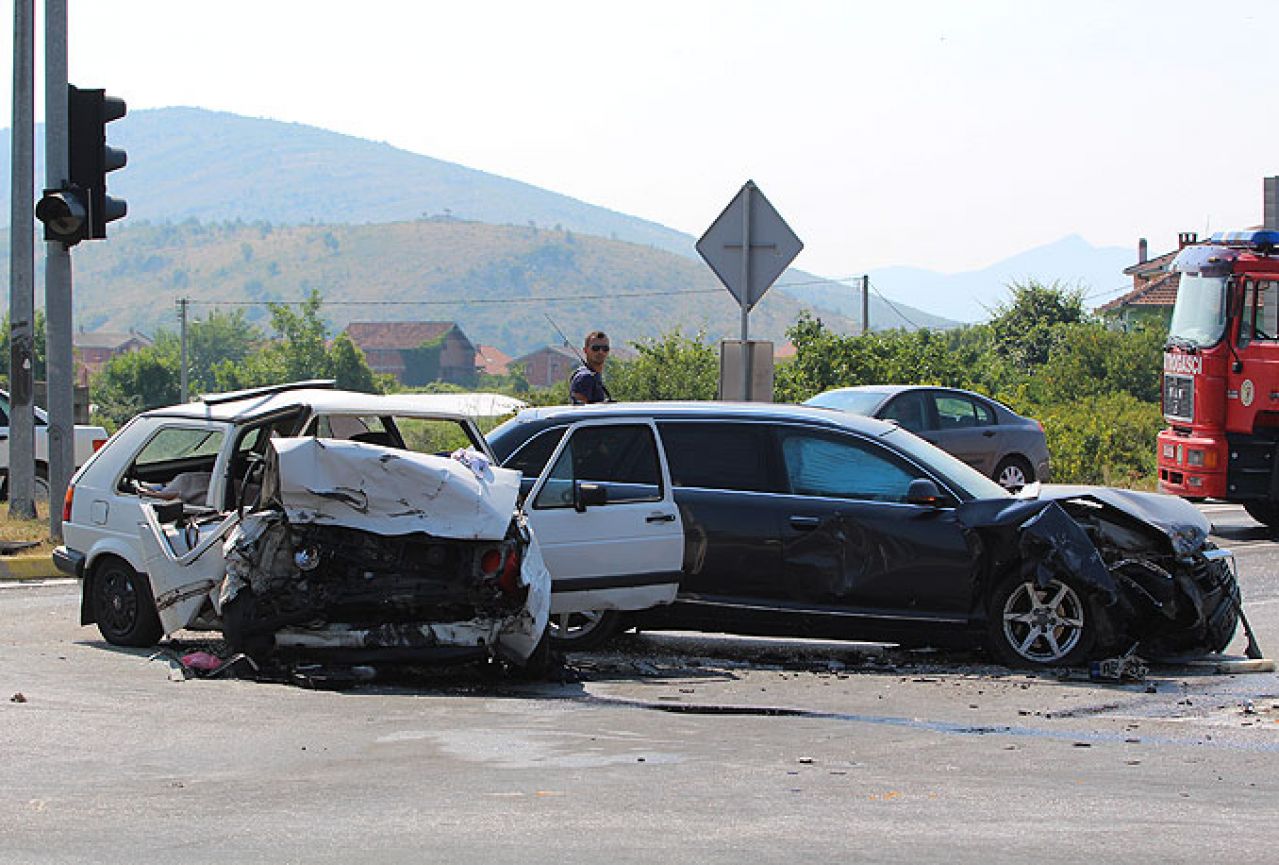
{"left": 547, "top": 609, "right": 620, "bottom": 651}
{"left": 0, "top": 466, "right": 49, "bottom": 504}
{"left": 986, "top": 572, "right": 1112, "bottom": 667}
{"left": 1244, "top": 501, "right": 1279, "bottom": 528}
{"left": 993, "top": 455, "right": 1034, "bottom": 491}
{"left": 91, "top": 557, "right": 163, "bottom": 647}
{"left": 34, "top": 465, "right": 49, "bottom": 505}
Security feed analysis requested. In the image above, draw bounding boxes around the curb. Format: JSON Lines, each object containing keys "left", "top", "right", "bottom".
{"left": 0, "top": 553, "right": 63, "bottom": 581}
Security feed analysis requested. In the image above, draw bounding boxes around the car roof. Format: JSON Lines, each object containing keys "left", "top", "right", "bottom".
{"left": 814, "top": 384, "right": 1019, "bottom": 412}
{"left": 138, "top": 387, "right": 499, "bottom": 424}
{"left": 502, "top": 400, "right": 900, "bottom": 436}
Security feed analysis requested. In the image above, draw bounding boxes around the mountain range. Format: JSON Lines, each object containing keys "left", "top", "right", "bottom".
{"left": 0, "top": 108, "right": 1139, "bottom": 350}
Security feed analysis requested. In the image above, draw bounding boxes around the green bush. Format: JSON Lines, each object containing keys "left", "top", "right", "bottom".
{"left": 1036, "top": 393, "right": 1162, "bottom": 488}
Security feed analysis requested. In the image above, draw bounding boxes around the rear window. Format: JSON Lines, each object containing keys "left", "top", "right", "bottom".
{"left": 135, "top": 427, "right": 225, "bottom": 466}
{"left": 657, "top": 422, "right": 776, "bottom": 492}
{"left": 804, "top": 389, "right": 888, "bottom": 415}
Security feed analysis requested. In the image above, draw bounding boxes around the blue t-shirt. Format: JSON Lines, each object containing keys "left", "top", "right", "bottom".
{"left": 570, "top": 365, "right": 607, "bottom": 404}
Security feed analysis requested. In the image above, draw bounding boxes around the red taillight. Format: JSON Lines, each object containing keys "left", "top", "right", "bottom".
{"left": 498, "top": 548, "right": 522, "bottom": 593}
{"left": 91, "top": 438, "right": 107, "bottom": 453}
{"left": 479, "top": 548, "right": 502, "bottom": 576}
{"left": 62, "top": 483, "right": 75, "bottom": 523}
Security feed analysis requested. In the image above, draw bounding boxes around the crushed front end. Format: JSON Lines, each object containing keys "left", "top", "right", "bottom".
{"left": 961, "top": 487, "right": 1247, "bottom": 665}
{"left": 218, "top": 437, "right": 549, "bottom": 665}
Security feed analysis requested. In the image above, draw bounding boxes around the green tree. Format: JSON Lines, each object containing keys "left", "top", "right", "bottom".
{"left": 210, "top": 290, "right": 383, "bottom": 393}
{"left": 607, "top": 329, "right": 718, "bottom": 401}
{"left": 92, "top": 344, "right": 181, "bottom": 430}
{"left": 329, "top": 332, "right": 382, "bottom": 393}
{"left": 988, "top": 280, "right": 1086, "bottom": 372}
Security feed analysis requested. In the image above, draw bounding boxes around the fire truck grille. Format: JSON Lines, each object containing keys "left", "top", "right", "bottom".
{"left": 1163, "top": 374, "right": 1194, "bottom": 422}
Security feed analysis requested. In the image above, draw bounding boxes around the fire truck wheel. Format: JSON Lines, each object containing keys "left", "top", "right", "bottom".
{"left": 1244, "top": 501, "right": 1279, "bottom": 528}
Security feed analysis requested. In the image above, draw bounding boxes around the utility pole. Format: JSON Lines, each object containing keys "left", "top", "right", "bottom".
{"left": 861, "top": 274, "right": 870, "bottom": 336}
{"left": 8, "top": 0, "right": 36, "bottom": 519}
{"left": 44, "top": 0, "right": 73, "bottom": 538}
{"left": 177, "top": 297, "right": 189, "bottom": 402}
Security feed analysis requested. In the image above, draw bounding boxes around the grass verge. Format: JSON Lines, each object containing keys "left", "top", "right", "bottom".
{"left": 0, "top": 503, "right": 56, "bottom": 556}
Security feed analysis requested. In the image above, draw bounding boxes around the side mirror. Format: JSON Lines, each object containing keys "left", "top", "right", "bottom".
{"left": 906, "top": 478, "right": 942, "bottom": 507}
{"left": 574, "top": 482, "right": 607, "bottom": 513}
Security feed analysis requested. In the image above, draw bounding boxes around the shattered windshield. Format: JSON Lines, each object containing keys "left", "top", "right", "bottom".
{"left": 1167, "top": 275, "right": 1228, "bottom": 348}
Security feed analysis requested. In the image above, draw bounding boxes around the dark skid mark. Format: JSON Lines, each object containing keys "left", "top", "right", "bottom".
{"left": 579, "top": 694, "right": 1279, "bottom": 753}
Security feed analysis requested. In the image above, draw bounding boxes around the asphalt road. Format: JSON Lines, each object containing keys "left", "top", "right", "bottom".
{"left": 2, "top": 503, "right": 1277, "bottom": 864}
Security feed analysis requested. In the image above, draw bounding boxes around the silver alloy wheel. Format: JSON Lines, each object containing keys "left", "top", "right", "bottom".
{"left": 996, "top": 461, "right": 1028, "bottom": 491}
{"left": 548, "top": 610, "right": 608, "bottom": 643}
{"left": 1000, "top": 578, "right": 1085, "bottom": 663}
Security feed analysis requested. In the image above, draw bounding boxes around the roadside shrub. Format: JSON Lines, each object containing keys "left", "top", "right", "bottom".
{"left": 1036, "top": 393, "right": 1162, "bottom": 488}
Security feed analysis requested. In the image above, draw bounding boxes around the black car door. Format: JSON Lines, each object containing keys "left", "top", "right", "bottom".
{"left": 771, "top": 425, "right": 975, "bottom": 623}
{"left": 654, "top": 421, "right": 784, "bottom": 599}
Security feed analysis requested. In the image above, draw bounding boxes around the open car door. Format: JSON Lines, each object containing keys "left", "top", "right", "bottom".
{"left": 525, "top": 419, "right": 683, "bottom": 616}
{"left": 136, "top": 503, "right": 241, "bottom": 636}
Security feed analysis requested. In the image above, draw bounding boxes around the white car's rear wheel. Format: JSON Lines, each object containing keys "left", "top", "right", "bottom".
{"left": 547, "top": 610, "right": 620, "bottom": 650}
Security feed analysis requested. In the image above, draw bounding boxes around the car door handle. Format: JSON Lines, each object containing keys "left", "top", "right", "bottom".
{"left": 789, "top": 515, "right": 821, "bottom": 530}
{"left": 982, "top": 430, "right": 995, "bottom": 437}
{"left": 646, "top": 512, "right": 676, "bottom": 523}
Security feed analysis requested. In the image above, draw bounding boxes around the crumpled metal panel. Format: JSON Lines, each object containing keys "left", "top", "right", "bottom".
{"left": 1033, "top": 485, "right": 1210, "bottom": 556}
{"left": 269, "top": 438, "right": 520, "bottom": 540}
{"left": 220, "top": 497, "right": 550, "bottom": 663}
{"left": 956, "top": 497, "right": 1117, "bottom": 597}
{"left": 1014, "top": 502, "right": 1117, "bottom": 602}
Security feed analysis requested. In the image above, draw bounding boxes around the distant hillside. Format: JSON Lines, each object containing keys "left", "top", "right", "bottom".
{"left": 0, "top": 107, "right": 958, "bottom": 337}
{"left": 832, "top": 235, "right": 1135, "bottom": 324}
{"left": 53, "top": 219, "right": 865, "bottom": 357}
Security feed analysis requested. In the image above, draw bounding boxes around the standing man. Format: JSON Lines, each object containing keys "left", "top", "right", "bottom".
{"left": 570, "top": 331, "right": 612, "bottom": 404}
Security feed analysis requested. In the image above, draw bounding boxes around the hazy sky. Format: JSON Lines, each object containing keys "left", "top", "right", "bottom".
{"left": 6, "top": 0, "right": 1278, "bottom": 276}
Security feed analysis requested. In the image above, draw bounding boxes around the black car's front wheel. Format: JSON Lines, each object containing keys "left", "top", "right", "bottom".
{"left": 986, "top": 573, "right": 1110, "bottom": 667}
{"left": 91, "top": 557, "right": 163, "bottom": 647}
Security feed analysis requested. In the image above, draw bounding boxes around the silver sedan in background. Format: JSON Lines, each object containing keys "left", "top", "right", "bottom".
{"left": 805, "top": 385, "right": 1050, "bottom": 490}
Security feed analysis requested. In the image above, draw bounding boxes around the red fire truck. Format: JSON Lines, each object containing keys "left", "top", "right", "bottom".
{"left": 1158, "top": 229, "right": 1279, "bottom": 524}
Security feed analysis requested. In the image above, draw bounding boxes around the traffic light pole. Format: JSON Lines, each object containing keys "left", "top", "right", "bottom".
{"left": 8, "top": 0, "right": 36, "bottom": 519}
{"left": 44, "top": 0, "right": 73, "bottom": 538}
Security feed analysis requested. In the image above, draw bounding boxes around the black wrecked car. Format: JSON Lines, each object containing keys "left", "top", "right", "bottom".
{"left": 488, "top": 402, "right": 1247, "bottom": 667}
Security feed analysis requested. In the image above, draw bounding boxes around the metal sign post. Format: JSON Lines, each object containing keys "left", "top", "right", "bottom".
{"left": 8, "top": 0, "right": 36, "bottom": 518}
{"left": 45, "top": 0, "right": 73, "bottom": 538}
{"left": 696, "top": 180, "right": 802, "bottom": 400}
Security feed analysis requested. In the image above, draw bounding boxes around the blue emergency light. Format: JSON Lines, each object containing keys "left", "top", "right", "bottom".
{"left": 1206, "top": 229, "right": 1279, "bottom": 251}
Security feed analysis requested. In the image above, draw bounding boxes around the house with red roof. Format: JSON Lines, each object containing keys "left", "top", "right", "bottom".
{"left": 343, "top": 321, "right": 478, "bottom": 386}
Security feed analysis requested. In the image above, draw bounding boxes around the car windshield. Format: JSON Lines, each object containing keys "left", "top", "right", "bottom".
{"left": 1167, "top": 275, "right": 1228, "bottom": 348}
{"left": 804, "top": 389, "right": 888, "bottom": 415}
{"left": 880, "top": 426, "right": 1010, "bottom": 500}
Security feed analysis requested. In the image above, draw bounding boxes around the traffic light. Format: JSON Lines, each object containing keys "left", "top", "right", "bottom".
{"left": 35, "top": 187, "right": 88, "bottom": 245}
{"left": 67, "top": 84, "right": 127, "bottom": 239}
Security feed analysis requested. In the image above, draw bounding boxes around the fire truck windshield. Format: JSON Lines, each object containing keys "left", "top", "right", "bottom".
{"left": 1167, "top": 274, "right": 1228, "bottom": 347}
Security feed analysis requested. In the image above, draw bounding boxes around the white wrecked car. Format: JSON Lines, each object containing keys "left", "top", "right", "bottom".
{"left": 142, "top": 437, "right": 549, "bottom": 669}
{"left": 58, "top": 383, "right": 560, "bottom": 672}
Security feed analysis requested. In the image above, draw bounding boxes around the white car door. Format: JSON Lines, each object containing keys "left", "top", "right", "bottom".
{"left": 136, "top": 504, "right": 241, "bottom": 635}
{"left": 525, "top": 419, "right": 683, "bottom": 615}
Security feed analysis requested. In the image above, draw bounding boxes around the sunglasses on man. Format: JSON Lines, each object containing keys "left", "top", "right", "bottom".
{"left": 590, "top": 344, "right": 610, "bottom": 352}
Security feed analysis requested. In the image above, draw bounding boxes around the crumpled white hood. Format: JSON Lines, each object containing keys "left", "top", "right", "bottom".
{"left": 269, "top": 437, "right": 519, "bottom": 540}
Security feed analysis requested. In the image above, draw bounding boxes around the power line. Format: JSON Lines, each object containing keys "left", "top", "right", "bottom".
{"left": 867, "top": 279, "right": 922, "bottom": 330}
{"left": 185, "top": 287, "right": 725, "bottom": 307}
